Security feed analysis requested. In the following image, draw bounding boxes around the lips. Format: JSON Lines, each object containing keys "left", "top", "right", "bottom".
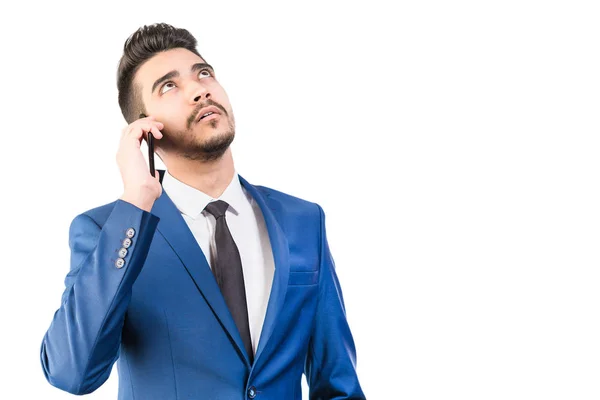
{"left": 195, "top": 106, "right": 221, "bottom": 123}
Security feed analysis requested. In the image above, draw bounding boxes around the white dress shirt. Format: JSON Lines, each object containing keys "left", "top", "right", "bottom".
{"left": 162, "top": 169, "right": 275, "bottom": 355}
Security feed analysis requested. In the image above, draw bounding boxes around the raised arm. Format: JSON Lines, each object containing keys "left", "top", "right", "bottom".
{"left": 40, "top": 200, "right": 159, "bottom": 394}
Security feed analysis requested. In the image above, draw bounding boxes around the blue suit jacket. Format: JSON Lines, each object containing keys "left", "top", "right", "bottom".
{"left": 41, "top": 171, "right": 365, "bottom": 399}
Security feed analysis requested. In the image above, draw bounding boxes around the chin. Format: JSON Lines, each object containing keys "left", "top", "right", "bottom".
{"left": 199, "top": 125, "right": 234, "bottom": 145}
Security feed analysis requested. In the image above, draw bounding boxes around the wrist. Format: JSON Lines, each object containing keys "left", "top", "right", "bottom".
{"left": 120, "top": 190, "right": 155, "bottom": 212}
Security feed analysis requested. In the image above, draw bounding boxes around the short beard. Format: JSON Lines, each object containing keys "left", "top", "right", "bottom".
{"left": 160, "top": 117, "right": 235, "bottom": 162}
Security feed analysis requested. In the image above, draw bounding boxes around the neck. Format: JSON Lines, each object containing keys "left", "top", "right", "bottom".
{"left": 163, "top": 148, "right": 236, "bottom": 199}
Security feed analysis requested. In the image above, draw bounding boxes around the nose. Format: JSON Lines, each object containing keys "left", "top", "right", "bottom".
{"left": 188, "top": 81, "right": 211, "bottom": 103}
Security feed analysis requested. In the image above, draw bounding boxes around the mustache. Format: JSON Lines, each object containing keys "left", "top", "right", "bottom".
{"left": 187, "top": 100, "right": 228, "bottom": 128}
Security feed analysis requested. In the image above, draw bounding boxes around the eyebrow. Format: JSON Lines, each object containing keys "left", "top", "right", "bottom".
{"left": 151, "top": 62, "right": 214, "bottom": 94}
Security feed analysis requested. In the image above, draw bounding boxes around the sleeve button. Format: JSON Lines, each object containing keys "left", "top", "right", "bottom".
{"left": 115, "top": 258, "right": 125, "bottom": 269}
{"left": 122, "top": 238, "right": 132, "bottom": 248}
{"left": 118, "top": 248, "right": 128, "bottom": 258}
{"left": 126, "top": 228, "right": 136, "bottom": 238}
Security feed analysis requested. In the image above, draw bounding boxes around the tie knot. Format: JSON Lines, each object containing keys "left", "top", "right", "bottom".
{"left": 204, "top": 200, "right": 229, "bottom": 219}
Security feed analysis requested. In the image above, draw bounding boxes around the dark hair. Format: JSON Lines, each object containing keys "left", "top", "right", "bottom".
{"left": 117, "top": 23, "right": 204, "bottom": 123}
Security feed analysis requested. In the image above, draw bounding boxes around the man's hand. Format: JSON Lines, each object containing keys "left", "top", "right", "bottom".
{"left": 117, "top": 115, "right": 164, "bottom": 212}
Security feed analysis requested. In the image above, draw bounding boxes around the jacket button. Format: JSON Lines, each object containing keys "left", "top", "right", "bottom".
{"left": 247, "top": 386, "right": 257, "bottom": 399}
{"left": 122, "top": 238, "right": 132, "bottom": 248}
{"left": 115, "top": 258, "right": 125, "bottom": 269}
{"left": 126, "top": 228, "right": 136, "bottom": 238}
{"left": 118, "top": 248, "right": 128, "bottom": 258}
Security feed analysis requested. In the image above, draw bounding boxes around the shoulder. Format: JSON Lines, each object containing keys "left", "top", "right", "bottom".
{"left": 254, "top": 183, "right": 323, "bottom": 217}
{"left": 250, "top": 182, "right": 328, "bottom": 241}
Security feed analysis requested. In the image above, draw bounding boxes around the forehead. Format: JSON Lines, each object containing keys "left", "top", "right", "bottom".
{"left": 135, "top": 48, "right": 206, "bottom": 94}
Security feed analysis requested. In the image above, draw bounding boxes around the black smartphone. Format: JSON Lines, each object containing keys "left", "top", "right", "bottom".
{"left": 139, "top": 113, "right": 155, "bottom": 176}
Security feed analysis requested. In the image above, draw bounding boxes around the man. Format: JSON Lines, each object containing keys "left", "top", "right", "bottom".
{"left": 40, "top": 23, "right": 365, "bottom": 399}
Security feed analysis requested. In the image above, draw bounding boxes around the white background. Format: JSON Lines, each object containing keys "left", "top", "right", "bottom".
{"left": 0, "top": 0, "right": 599, "bottom": 399}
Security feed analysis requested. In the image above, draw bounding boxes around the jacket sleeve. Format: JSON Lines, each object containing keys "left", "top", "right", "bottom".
{"left": 40, "top": 199, "right": 160, "bottom": 395}
{"left": 305, "top": 204, "right": 366, "bottom": 399}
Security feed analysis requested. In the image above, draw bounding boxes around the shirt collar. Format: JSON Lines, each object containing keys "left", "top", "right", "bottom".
{"left": 162, "top": 169, "right": 246, "bottom": 220}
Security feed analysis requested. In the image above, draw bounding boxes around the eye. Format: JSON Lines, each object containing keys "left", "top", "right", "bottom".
{"left": 159, "top": 69, "right": 213, "bottom": 95}
{"left": 160, "top": 82, "right": 176, "bottom": 95}
{"left": 199, "top": 69, "right": 213, "bottom": 78}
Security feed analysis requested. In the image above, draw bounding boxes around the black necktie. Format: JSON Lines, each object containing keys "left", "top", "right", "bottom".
{"left": 204, "top": 200, "right": 253, "bottom": 363}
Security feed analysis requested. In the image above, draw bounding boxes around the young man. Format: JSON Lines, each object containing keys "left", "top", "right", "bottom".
{"left": 40, "top": 23, "right": 365, "bottom": 400}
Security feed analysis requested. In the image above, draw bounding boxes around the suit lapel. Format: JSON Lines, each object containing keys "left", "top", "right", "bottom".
{"left": 152, "top": 170, "right": 251, "bottom": 366}
{"left": 237, "top": 175, "right": 290, "bottom": 365}
{"left": 151, "top": 170, "right": 290, "bottom": 367}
